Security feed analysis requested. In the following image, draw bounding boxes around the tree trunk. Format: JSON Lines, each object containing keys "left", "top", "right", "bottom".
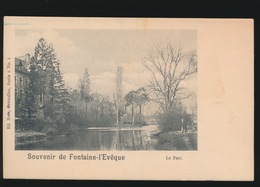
{"left": 132, "top": 114, "right": 135, "bottom": 126}
{"left": 116, "top": 105, "right": 119, "bottom": 124}
{"left": 51, "top": 96, "right": 54, "bottom": 121}
{"left": 95, "top": 110, "right": 98, "bottom": 120}
{"left": 131, "top": 105, "right": 134, "bottom": 119}
{"left": 101, "top": 106, "right": 104, "bottom": 117}
{"left": 139, "top": 105, "right": 142, "bottom": 115}
{"left": 132, "top": 104, "right": 135, "bottom": 126}
{"left": 85, "top": 101, "right": 88, "bottom": 119}
{"left": 28, "top": 103, "right": 32, "bottom": 128}
{"left": 43, "top": 94, "right": 46, "bottom": 118}
{"left": 116, "top": 66, "right": 123, "bottom": 126}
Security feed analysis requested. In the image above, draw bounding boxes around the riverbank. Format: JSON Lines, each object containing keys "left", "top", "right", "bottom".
{"left": 15, "top": 131, "right": 47, "bottom": 146}
{"left": 155, "top": 131, "right": 197, "bottom": 150}
{"left": 140, "top": 125, "right": 197, "bottom": 150}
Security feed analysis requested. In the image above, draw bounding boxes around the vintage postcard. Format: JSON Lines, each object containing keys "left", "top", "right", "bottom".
{"left": 3, "top": 17, "right": 254, "bottom": 180}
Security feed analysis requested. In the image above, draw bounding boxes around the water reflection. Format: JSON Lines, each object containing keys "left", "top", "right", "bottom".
{"left": 16, "top": 129, "right": 156, "bottom": 150}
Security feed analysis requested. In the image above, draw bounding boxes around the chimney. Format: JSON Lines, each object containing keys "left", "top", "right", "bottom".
{"left": 25, "top": 53, "right": 30, "bottom": 63}
{"left": 25, "top": 53, "right": 30, "bottom": 70}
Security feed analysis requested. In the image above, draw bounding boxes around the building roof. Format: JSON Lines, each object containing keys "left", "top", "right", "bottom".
{"left": 15, "top": 58, "right": 29, "bottom": 74}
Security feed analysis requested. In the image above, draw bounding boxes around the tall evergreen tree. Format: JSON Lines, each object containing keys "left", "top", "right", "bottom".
{"left": 54, "top": 75, "right": 71, "bottom": 125}
{"left": 79, "top": 68, "right": 92, "bottom": 118}
{"left": 30, "top": 38, "right": 62, "bottom": 121}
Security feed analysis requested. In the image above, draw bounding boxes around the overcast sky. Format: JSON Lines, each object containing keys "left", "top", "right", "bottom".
{"left": 15, "top": 29, "right": 197, "bottom": 114}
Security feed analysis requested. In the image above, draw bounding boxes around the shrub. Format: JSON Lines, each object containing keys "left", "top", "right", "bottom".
{"left": 122, "top": 113, "right": 132, "bottom": 125}
{"left": 69, "top": 113, "right": 90, "bottom": 128}
{"left": 123, "top": 113, "right": 147, "bottom": 126}
{"left": 33, "top": 118, "right": 58, "bottom": 136}
{"left": 42, "top": 118, "right": 58, "bottom": 137}
{"left": 32, "top": 118, "right": 46, "bottom": 131}
{"left": 135, "top": 113, "right": 147, "bottom": 126}
{"left": 157, "top": 111, "right": 192, "bottom": 132}
{"left": 95, "top": 114, "right": 116, "bottom": 127}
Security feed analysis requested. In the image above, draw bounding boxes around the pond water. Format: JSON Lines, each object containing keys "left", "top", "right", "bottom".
{"left": 16, "top": 128, "right": 157, "bottom": 150}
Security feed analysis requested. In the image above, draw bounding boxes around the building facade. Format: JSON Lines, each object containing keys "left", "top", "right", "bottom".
{"left": 15, "top": 54, "right": 30, "bottom": 105}
{"left": 15, "top": 54, "right": 44, "bottom": 119}
{"left": 15, "top": 54, "right": 71, "bottom": 121}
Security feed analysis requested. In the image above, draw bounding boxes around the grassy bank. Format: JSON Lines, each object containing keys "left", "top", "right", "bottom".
{"left": 155, "top": 131, "right": 197, "bottom": 150}
{"left": 15, "top": 131, "right": 47, "bottom": 146}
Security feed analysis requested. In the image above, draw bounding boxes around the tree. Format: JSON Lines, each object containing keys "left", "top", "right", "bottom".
{"left": 30, "top": 38, "right": 62, "bottom": 120}
{"left": 53, "top": 76, "right": 71, "bottom": 126}
{"left": 124, "top": 87, "right": 150, "bottom": 125}
{"left": 87, "top": 92, "right": 116, "bottom": 126}
{"left": 70, "top": 89, "right": 82, "bottom": 116}
{"left": 90, "top": 92, "right": 110, "bottom": 120}
{"left": 142, "top": 43, "right": 197, "bottom": 112}
{"left": 113, "top": 66, "right": 124, "bottom": 125}
{"left": 90, "top": 92, "right": 102, "bottom": 121}
{"left": 157, "top": 100, "right": 192, "bottom": 132}
{"left": 124, "top": 90, "right": 137, "bottom": 125}
{"left": 68, "top": 89, "right": 86, "bottom": 127}
{"left": 135, "top": 87, "right": 150, "bottom": 115}
{"left": 79, "top": 68, "right": 92, "bottom": 119}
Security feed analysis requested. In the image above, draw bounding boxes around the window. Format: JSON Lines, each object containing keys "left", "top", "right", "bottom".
{"left": 24, "top": 79, "right": 28, "bottom": 86}
{"left": 20, "top": 89, "right": 23, "bottom": 99}
{"left": 15, "top": 89, "right": 18, "bottom": 99}
{"left": 15, "top": 76, "right": 17, "bottom": 86}
{"left": 19, "top": 77, "right": 23, "bottom": 87}
{"left": 40, "top": 94, "right": 43, "bottom": 103}
{"left": 19, "top": 61, "right": 22, "bottom": 70}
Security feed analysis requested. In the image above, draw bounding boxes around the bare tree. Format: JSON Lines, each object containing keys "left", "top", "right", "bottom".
{"left": 142, "top": 43, "right": 197, "bottom": 112}
{"left": 90, "top": 92, "right": 109, "bottom": 120}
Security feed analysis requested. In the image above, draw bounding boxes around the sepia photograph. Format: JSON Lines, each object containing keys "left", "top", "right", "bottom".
{"left": 14, "top": 29, "right": 197, "bottom": 151}
{"left": 3, "top": 17, "right": 253, "bottom": 180}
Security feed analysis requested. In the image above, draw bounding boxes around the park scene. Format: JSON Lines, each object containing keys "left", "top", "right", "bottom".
{"left": 15, "top": 29, "right": 197, "bottom": 150}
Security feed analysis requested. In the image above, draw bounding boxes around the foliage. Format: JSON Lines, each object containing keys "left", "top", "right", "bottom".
{"left": 30, "top": 38, "right": 68, "bottom": 122}
{"left": 123, "top": 113, "right": 147, "bottom": 126}
{"left": 41, "top": 118, "right": 58, "bottom": 137}
{"left": 92, "top": 114, "right": 116, "bottom": 127}
{"left": 124, "top": 87, "right": 149, "bottom": 108}
{"left": 30, "top": 118, "right": 58, "bottom": 136}
{"left": 155, "top": 131, "right": 197, "bottom": 150}
{"left": 32, "top": 117, "right": 58, "bottom": 136}
{"left": 16, "top": 37, "right": 71, "bottom": 133}
{"left": 124, "top": 87, "right": 150, "bottom": 125}
{"left": 156, "top": 101, "right": 193, "bottom": 132}
{"left": 157, "top": 112, "right": 181, "bottom": 132}
{"left": 70, "top": 112, "right": 89, "bottom": 128}
{"left": 69, "top": 87, "right": 117, "bottom": 127}
{"left": 79, "top": 68, "right": 91, "bottom": 101}
{"left": 79, "top": 68, "right": 92, "bottom": 118}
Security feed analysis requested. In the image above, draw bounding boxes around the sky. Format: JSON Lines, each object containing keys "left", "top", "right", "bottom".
{"left": 15, "top": 29, "right": 197, "bottom": 114}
